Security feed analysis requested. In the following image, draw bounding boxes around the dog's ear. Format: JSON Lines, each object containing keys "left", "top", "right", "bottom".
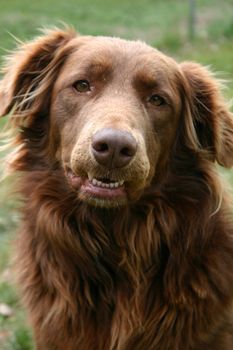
{"left": 180, "top": 62, "right": 233, "bottom": 168}
{"left": 0, "top": 28, "right": 76, "bottom": 124}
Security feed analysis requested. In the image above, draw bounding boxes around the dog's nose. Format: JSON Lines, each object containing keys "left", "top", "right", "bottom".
{"left": 92, "top": 128, "right": 137, "bottom": 168}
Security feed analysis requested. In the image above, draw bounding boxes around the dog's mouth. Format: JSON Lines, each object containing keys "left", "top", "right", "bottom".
{"left": 66, "top": 168, "right": 127, "bottom": 206}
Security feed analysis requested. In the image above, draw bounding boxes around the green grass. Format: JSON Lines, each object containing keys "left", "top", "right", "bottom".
{"left": 0, "top": 0, "right": 233, "bottom": 348}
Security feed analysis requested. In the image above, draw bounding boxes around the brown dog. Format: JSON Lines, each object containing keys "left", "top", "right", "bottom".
{"left": 1, "top": 28, "right": 233, "bottom": 349}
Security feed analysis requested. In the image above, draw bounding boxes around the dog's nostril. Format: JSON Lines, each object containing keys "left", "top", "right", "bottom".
{"left": 92, "top": 128, "right": 137, "bottom": 169}
{"left": 94, "top": 142, "right": 109, "bottom": 153}
{"left": 120, "top": 147, "right": 134, "bottom": 157}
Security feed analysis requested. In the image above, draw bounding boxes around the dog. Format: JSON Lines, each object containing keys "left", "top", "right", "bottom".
{"left": 0, "top": 28, "right": 233, "bottom": 349}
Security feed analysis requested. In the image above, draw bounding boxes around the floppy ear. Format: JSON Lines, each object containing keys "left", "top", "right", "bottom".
{"left": 180, "top": 62, "right": 233, "bottom": 168}
{"left": 0, "top": 28, "right": 76, "bottom": 124}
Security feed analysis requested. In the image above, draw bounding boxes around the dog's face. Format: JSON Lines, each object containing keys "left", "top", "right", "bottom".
{"left": 1, "top": 29, "right": 233, "bottom": 208}
{"left": 51, "top": 36, "right": 182, "bottom": 206}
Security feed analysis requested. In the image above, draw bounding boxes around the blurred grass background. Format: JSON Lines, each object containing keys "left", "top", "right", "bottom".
{"left": 0, "top": 0, "right": 232, "bottom": 349}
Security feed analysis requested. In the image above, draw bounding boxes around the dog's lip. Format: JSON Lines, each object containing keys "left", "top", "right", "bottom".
{"left": 66, "top": 169, "right": 127, "bottom": 200}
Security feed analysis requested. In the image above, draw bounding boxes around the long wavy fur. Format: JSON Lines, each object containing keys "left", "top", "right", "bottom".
{"left": 1, "top": 29, "right": 233, "bottom": 350}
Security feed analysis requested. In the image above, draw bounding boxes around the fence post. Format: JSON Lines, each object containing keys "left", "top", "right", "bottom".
{"left": 188, "top": 0, "right": 196, "bottom": 40}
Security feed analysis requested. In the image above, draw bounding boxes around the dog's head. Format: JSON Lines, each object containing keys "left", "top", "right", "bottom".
{"left": 1, "top": 29, "right": 233, "bottom": 207}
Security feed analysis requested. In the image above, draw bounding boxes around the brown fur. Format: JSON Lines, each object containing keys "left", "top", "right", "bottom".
{"left": 1, "top": 28, "right": 233, "bottom": 349}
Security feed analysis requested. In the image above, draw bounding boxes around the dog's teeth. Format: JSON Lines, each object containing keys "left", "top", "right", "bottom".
{"left": 91, "top": 178, "right": 124, "bottom": 189}
{"left": 92, "top": 178, "right": 98, "bottom": 185}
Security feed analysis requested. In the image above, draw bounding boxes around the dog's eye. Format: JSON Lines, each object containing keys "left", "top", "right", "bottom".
{"left": 149, "top": 94, "right": 166, "bottom": 106}
{"left": 74, "top": 80, "right": 91, "bottom": 93}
